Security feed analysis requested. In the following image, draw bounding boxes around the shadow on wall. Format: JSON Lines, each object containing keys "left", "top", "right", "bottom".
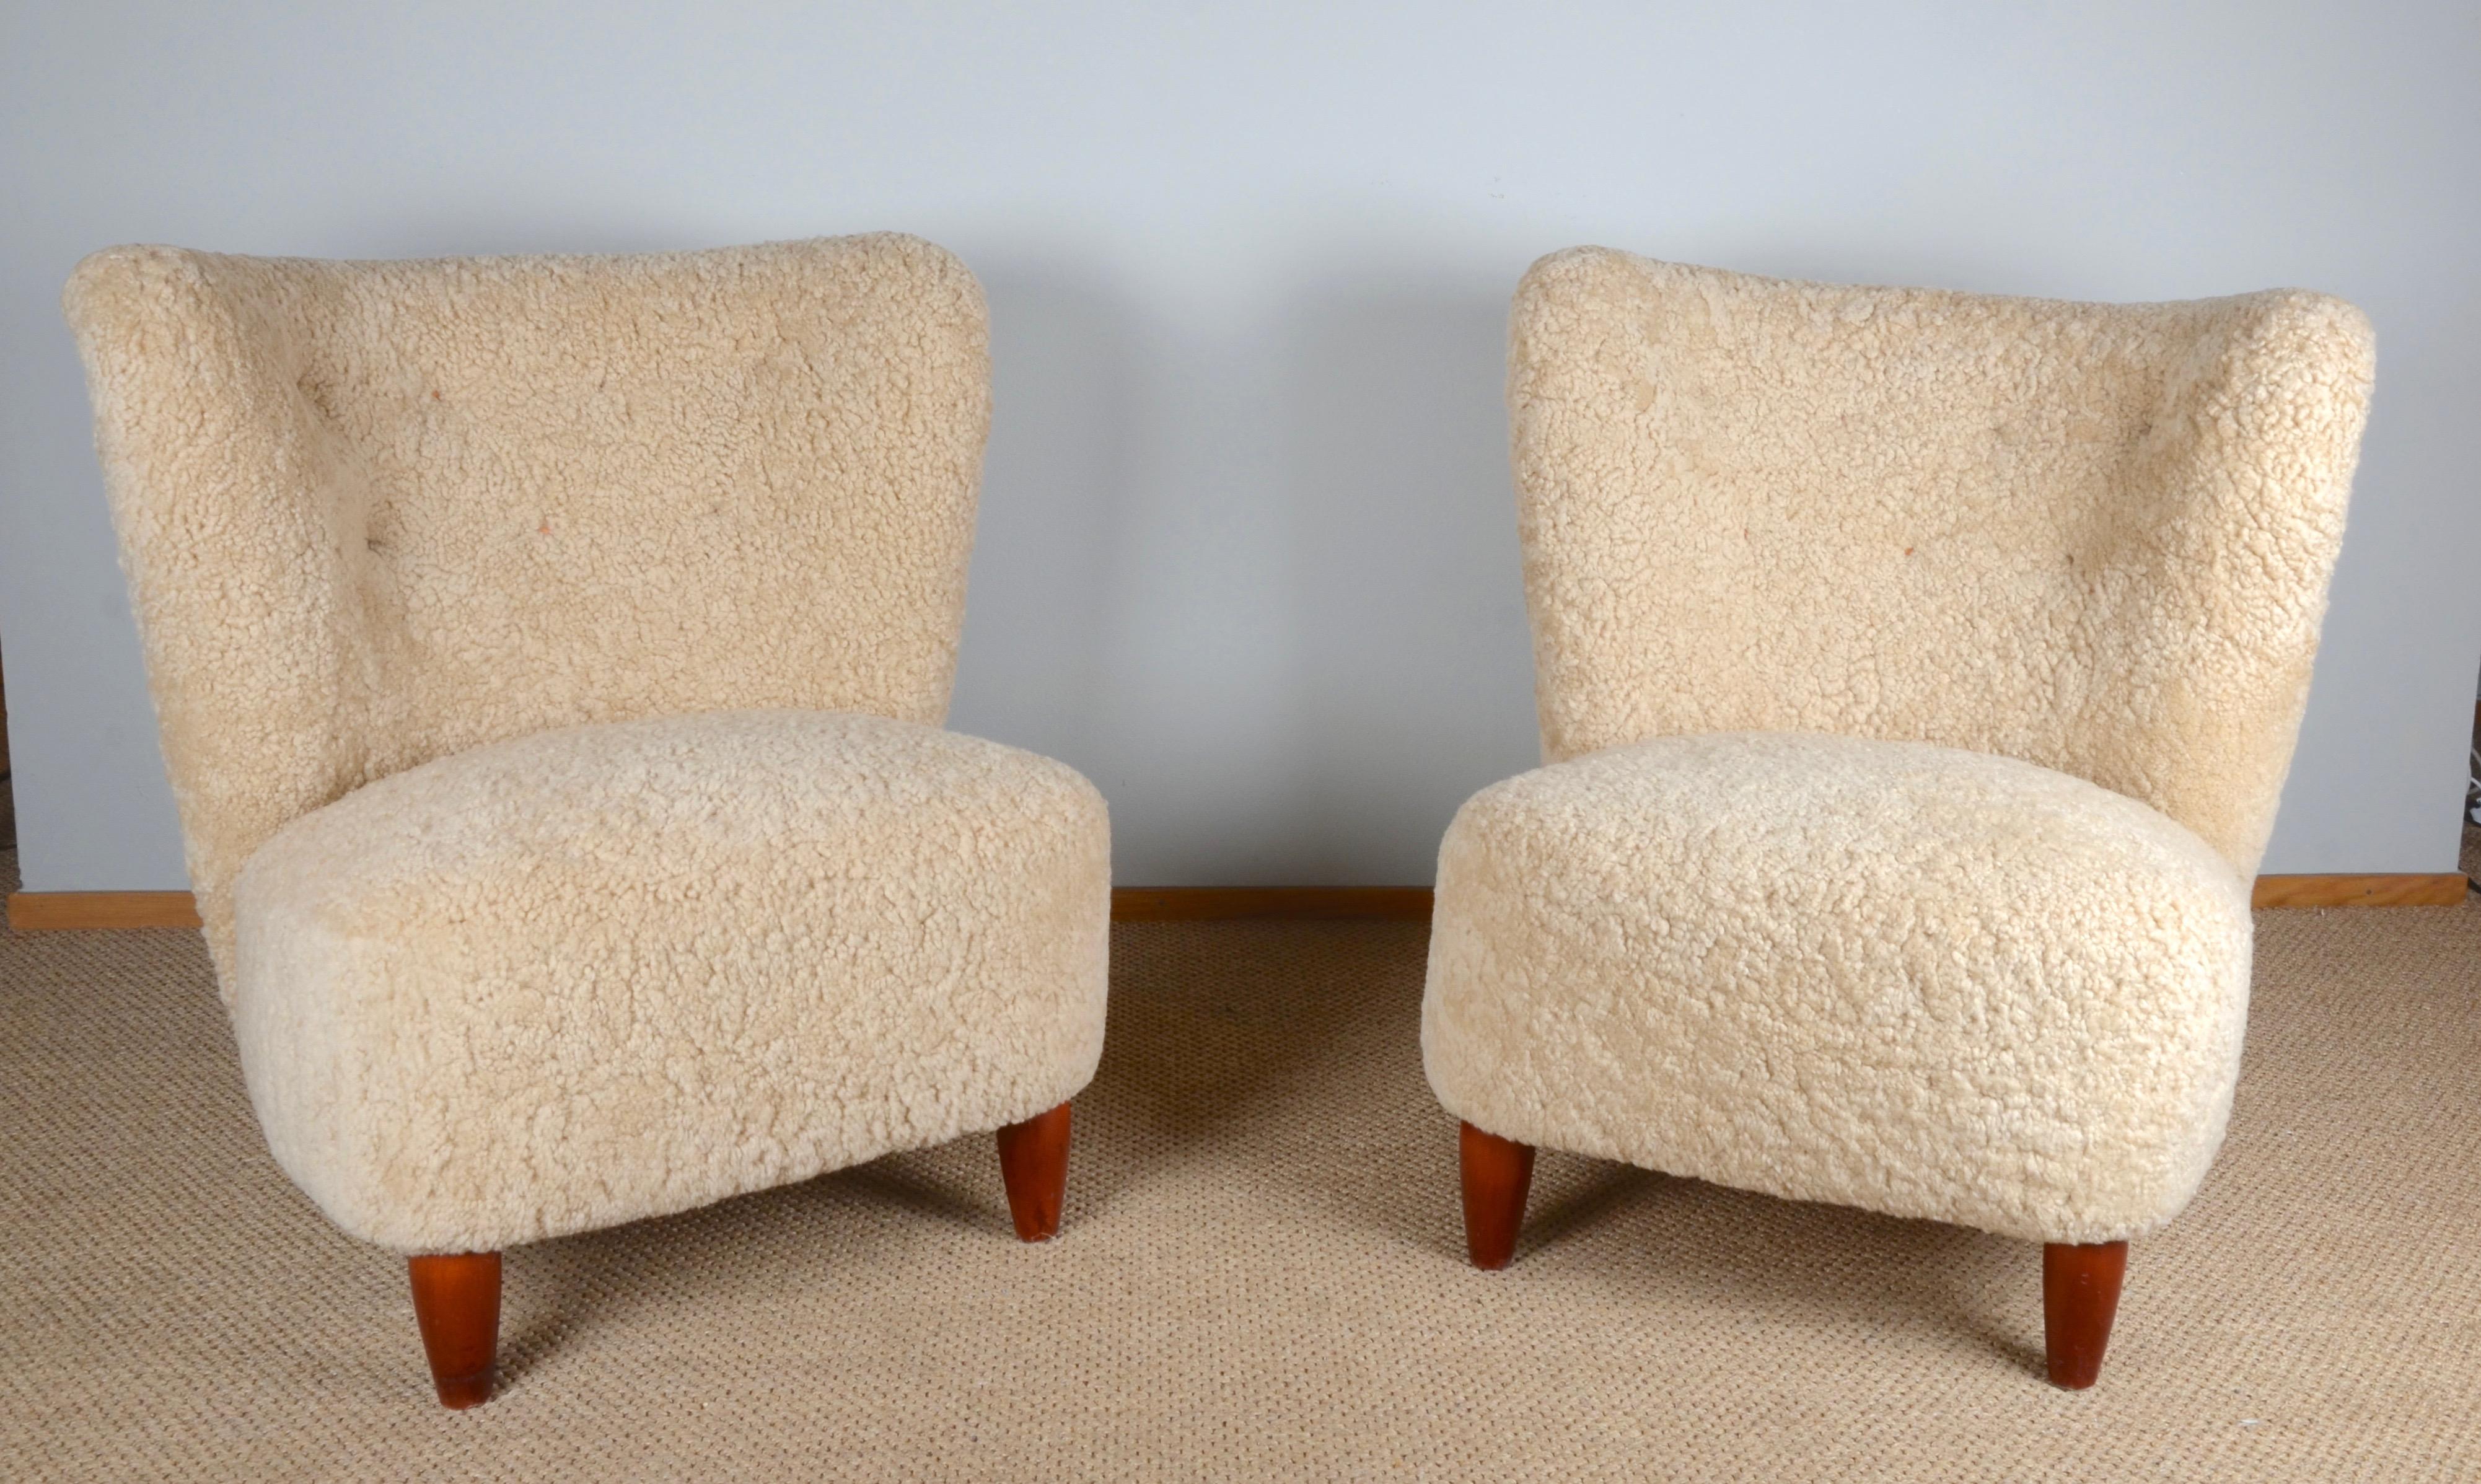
{"left": 946, "top": 267, "right": 1143, "bottom": 778}
{"left": 1, "top": 640, "right": 14, "bottom": 850}
{"left": 1277, "top": 279, "right": 1541, "bottom": 884}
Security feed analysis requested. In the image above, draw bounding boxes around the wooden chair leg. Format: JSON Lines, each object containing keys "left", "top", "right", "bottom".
{"left": 995, "top": 1101, "right": 1073, "bottom": 1242}
{"left": 2043, "top": 1240, "right": 2128, "bottom": 1389}
{"left": 1459, "top": 1121, "right": 1536, "bottom": 1271}
{"left": 408, "top": 1252, "right": 501, "bottom": 1409}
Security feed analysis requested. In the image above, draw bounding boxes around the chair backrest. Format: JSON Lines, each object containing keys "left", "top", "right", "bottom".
{"left": 1508, "top": 248, "right": 2374, "bottom": 877}
{"left": 65, "top": 235, "right": 991, "bottom": 981}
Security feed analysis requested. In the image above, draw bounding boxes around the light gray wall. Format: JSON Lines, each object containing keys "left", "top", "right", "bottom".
{"left": 3, "top": 1, "right": 2475, "bottom": 889}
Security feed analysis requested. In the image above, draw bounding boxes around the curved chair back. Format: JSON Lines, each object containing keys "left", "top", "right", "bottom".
{"left": 65, "top": 235, "right": 991, "bottom": 980}
{"left": 1507, "top": 248, "right": 2374, "bottom": 876}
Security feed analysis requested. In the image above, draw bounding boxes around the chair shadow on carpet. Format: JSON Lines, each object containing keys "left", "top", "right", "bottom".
{"left": 475, "top": 924, "right": 1384, "bottom": 1373}
{"left": 1179, "top": 923, "right": 2052, "bottom": 1380}
{"left": 485, "top": 924, "right": 1348, "bottom": 1381}
{"left": 1293, "top": 1130, "right": 2045, "bottom": 1379}
{"left": 493, "top": 1165, "right": 1024, "bottom": 1391}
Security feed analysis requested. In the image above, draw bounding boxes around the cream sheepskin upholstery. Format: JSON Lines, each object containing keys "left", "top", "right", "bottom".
{"left": 235, "top": 711, "right": 1108, "bottom": 1253}
{"left": 1426, "top": 249, "right": 2374, "bottom": 1244}
{"left": 64, "top": 235, "right": 993, "bottom": 985}
{"left": 1425, "top": 732, "right": 2250, "bottom": 1244}
{"left": 66, "top": 235, "right": 1112, "bottom": 1253}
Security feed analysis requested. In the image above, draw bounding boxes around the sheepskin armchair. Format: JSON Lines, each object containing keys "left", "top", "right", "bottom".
{"left": 64, "top": 235, "right": 1110, "bottom": 1407}
{"left": 1425, "top": 248, "right": 2373, "bottom": 1389}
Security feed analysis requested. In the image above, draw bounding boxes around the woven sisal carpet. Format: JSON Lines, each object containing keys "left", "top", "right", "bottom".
{"left": 3, "top": 845, "right": 2477, "bottom": 1480}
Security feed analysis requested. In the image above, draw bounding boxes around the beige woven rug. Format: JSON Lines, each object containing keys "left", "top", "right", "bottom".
{"left": 3, "top": 845, "right": 2476, "bottom": 1480}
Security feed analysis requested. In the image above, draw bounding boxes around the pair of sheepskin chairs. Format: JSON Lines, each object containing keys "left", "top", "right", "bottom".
{"left": 64, "top": 235, "right": 2369, "bottom": 1407}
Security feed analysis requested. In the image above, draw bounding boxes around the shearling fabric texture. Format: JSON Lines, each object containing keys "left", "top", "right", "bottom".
{"left": 1423, "top": 732, "right": 2254, "bottom": 1245}
{"left": 1508, "top": 249, "right": 2373, "bottom": 878}
{"left": 63, "top": 234, "right": 993, "bottom": 983}
{"left": 63, "top": 236, "right": 1113, "bottom": 1255}
{"left": 232, "top": 709, "right": 1110, "bottom": 1253}
{"left": 1427, "top": 251, "right": 2374, "bottom": 1247}
{"left": 3, "top": 841, "right": 2477, "bottom": 1481}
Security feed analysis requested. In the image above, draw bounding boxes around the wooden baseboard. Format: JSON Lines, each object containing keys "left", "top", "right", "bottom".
{"left": 2248, "top": 873, "right": 2467, "bottom": 908}
{"left": 1110, "top": 886, "right": 1434, "bottom": 921}
{"left": 8, "top": 875, "right": 2465, "bottom": 931}
{"left": 8, "top": 890, "right": 202, "bottom": 931}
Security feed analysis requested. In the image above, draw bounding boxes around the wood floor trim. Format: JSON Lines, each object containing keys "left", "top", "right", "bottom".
{"left": 2247, "top": 873, "right": 2467, "bottom": 908}
{"left": 8, "top": 890, "right": 202, "bottom": 931}
{"left": 7, "top": 876, "right": 2466, "bottom": 931}
{"left": 1109, "top": 887, "right": 1436, "bottom": 921}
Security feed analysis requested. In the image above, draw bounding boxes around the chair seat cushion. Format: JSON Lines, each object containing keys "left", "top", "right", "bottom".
{"left": 231, "top": 709, "right": 1110, "bottom": 1253}
{"left": 1421, "top": 731, "right": 2253, "bottom": 1244}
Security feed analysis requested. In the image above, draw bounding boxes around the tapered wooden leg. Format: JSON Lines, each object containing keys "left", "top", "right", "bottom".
{"left": 996, "top": 1101, "right": 1073, "bottom": 1242}
{"left": 2043, "top": 1240, "right": 2128, "bottom": 1389}
{"left": 1459, "top": 1122, "right": 1536, "bottom": 1271}
{"left": 408, "top": 1252, "right": 501, "bottom": 1409}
